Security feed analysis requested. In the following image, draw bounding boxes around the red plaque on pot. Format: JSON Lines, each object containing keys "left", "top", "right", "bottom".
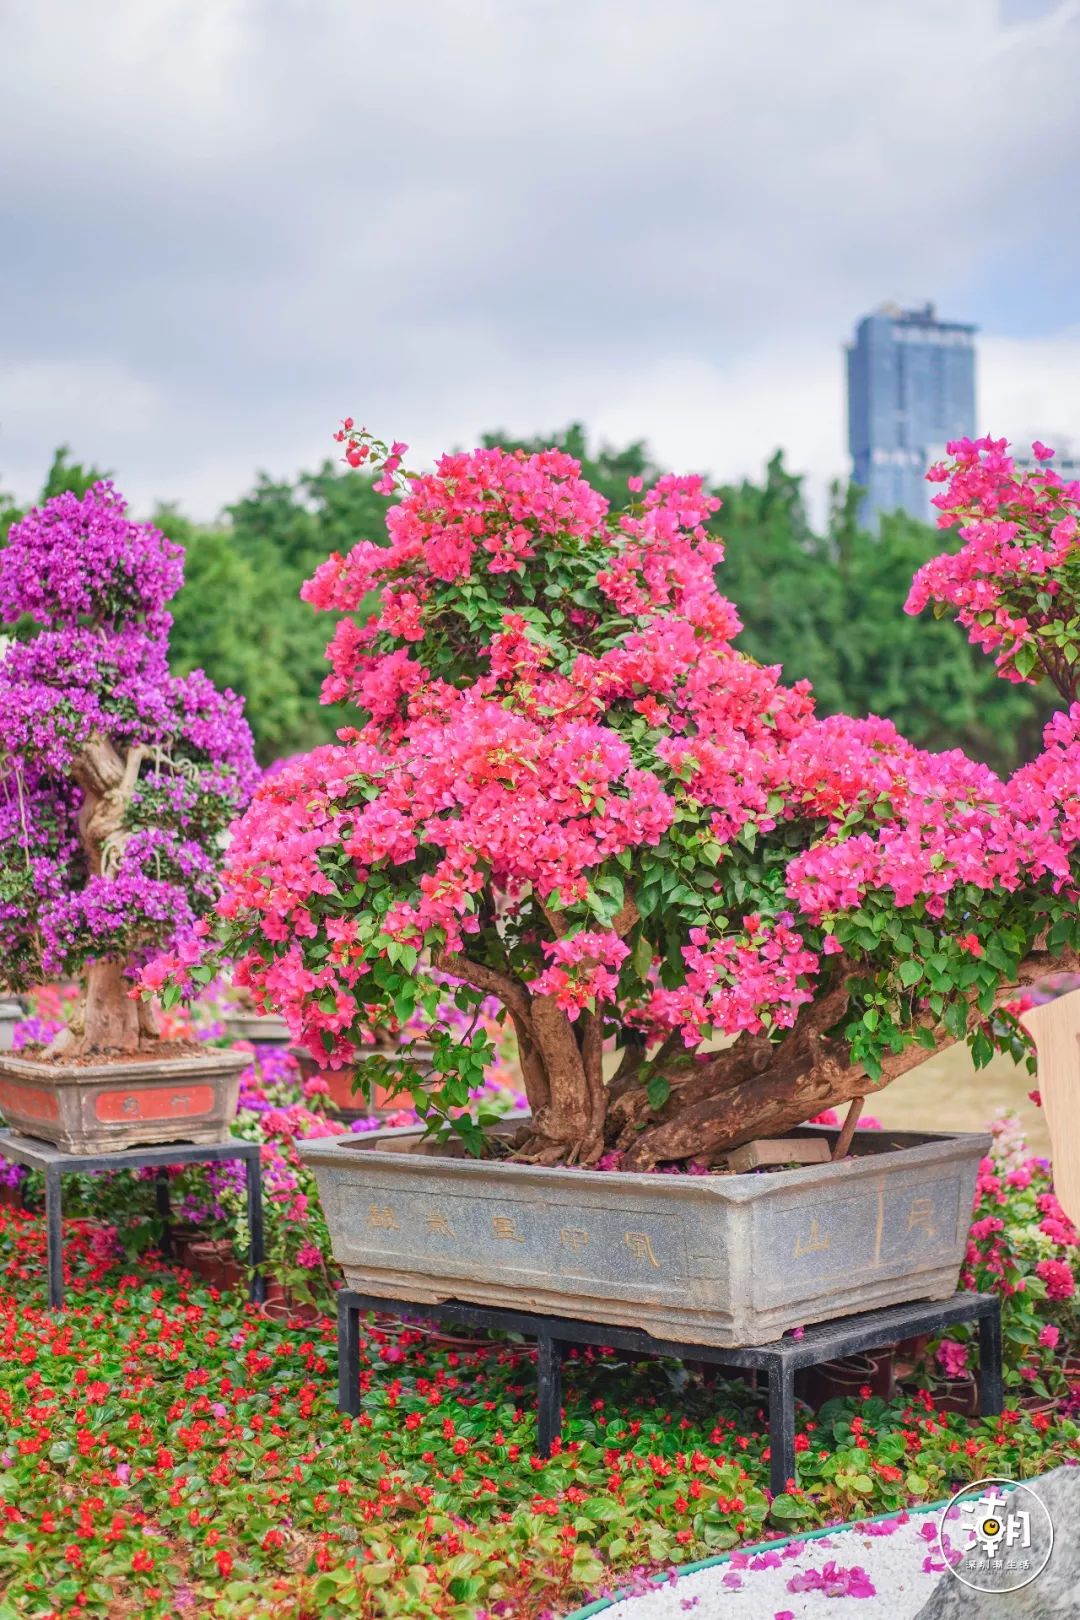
{"left": 94, "top": 1085, "right": 215, "bottom": 1122}
{"left": 0, "top": 1079, "right": 61, "bottom": 1122}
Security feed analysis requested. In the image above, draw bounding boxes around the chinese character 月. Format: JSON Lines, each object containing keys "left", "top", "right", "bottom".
{"left": 492, "top": 1216, "right": 524, "bottom": 1243}
{"left": 368, "top": 1204, "right": 399, "bottom": 1231}
{"left": 559, "top": 1227, "right": 589, "bottom": 1252}
{"left": 624, "top": 1231, "right": 661, "bottom": 1267}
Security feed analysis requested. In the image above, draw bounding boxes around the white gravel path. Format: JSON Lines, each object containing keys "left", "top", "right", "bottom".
{"left": 591, "top": 1508, "right": 952, "bottom": 1620}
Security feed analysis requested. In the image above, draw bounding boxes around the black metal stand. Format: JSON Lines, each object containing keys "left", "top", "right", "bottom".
{"left": 336, "top": 1289, "right": 1002, "bottom": 1497}
{"left": 0, "top": 1130, "right": 266, "bottom": 1310}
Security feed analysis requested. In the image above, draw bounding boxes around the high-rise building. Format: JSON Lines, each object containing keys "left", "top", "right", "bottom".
{"left": 846, "top": 302, "right": 977, "bottom": 527}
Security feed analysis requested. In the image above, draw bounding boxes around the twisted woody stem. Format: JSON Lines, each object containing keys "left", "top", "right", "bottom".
{"left": 43, "top": 734, "right": 159, "bottom": 1057}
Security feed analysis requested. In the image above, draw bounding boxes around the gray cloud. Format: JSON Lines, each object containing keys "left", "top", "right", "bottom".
{"left": 1, "top": 0, "right": 1078, "bottom": 519}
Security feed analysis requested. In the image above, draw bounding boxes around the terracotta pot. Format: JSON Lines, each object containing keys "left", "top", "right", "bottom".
{"left": 930, "top": 1374, "right": 980, "bottom": 1416}
{"left": 0, "top": 1047, "right": 248, "bottom": 1153}
{"left": 806, "top": 1351, "right": 894, "bottom": 1406}
{"left": 259, "top": 1291, "right": 323, "bottom": 1328}
{"left": 0, "top": 1184, "right": 24, "bottom": 1211}
{"left": 168, "top": 1224, "right": 203, "bottom": 1266}
{"left": 895, "top": 1332, "right": 931, "bottom": 1361}
{"left": 1018, "top": 1392, "right": 1058, "bottom": 1417}
{"left": 323, "top": 1051, "right": 435, "bottom": 1117}
{"left": 185, "top": 1239, "right": 242, "bottom": 1292}
{"left": 383, "top": 1316, "right": 496, "bottom": 1351}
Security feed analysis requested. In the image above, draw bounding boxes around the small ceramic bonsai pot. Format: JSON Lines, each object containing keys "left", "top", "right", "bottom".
{"left": 0, "top": 1046, "right": 249, "bottom": 1154}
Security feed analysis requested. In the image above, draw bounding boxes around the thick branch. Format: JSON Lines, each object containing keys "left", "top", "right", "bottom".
{"left": 619, "top": 949, "right": 1076, "bottom": 1169}
{"left": 71, "top": 736, "right": 147, "bottom": 876}
{"left": 525, "top": 995, "right": 595, "bottom": 1161}
{"left": 610, "top": 977, "right": 852, "bottom": 1150}
{"left": 432, "top": 950, "right": 533, "bottom": 1028}
{"left": 509, "top": 1008, "right": 550, "bottom": 1118}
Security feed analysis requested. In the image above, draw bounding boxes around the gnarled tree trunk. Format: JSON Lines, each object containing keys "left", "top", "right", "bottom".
{"left": 43, "top": 731, "right": 160, "bottom": 1059}
{"left": 435, "top": 936, "right": 1077, "bottom": 1170}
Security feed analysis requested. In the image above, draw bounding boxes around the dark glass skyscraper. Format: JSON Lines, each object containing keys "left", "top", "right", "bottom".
{"left": 847, "top": 303, "right": 977, "bottom": 526}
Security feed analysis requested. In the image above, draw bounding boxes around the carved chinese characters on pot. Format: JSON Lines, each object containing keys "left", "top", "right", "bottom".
{"left": 794, "top": 1218, "right": 831, "bottom": 1258}
{"left": 765, "top": 1175, "right": 963, "bottom": 1289}
{"left": 347, "top": 1186, "right": 685, "bottom": 1296}
{"left": 624, "top": 1231, "right": 662, "bottom": 1267}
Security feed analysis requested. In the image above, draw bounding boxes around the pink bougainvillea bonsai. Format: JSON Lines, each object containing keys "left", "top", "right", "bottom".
{"left": 0, "top": 483, "right": 257, "bottom": 1056}
{"left": 176, "top": 428, "right": 1080, "bottom": 1168}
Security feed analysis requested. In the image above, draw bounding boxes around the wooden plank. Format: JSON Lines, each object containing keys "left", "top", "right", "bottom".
{"left": 1020, "top": 988, "right": 1080, "bottom": 1226}
{"left": 726, "top": 1137, "right": 831, "bottom": 1173}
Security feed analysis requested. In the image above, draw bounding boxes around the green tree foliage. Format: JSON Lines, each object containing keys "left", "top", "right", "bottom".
{"left": 6, "top": 433, "right": 1051, "bottom": 770}
{"left": 487, "top": 427, "right": 1050, "bottom": 774}
{"left": 156, "top": 508, "right": 330, "bottom": 765}
{"left": 714, "top": 455, "right": 1054, "bottom": 774}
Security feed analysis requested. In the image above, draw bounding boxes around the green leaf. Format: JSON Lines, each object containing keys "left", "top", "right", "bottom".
{"left": 632, "top": 933, "right": 655, "bottom": 978}
{"left": 646, "top": 1074, "right": 671, "bottom": 1110}
{"left": 898, "top": 960, "right": 923, "bottom": 987}
{"left": 769, "top": 1492, "right": 810, "bottom": 1519}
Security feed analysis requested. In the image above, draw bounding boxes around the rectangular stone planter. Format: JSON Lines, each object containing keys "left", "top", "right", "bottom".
{"left": 0, "top": 1047, "right": 248, "bottom": 1153}
{"left": 223, "top": 1012, "right": 293, "bottom": 1046}
{"left": 299, "top": 1120, "right": 989, "bottom": 1347}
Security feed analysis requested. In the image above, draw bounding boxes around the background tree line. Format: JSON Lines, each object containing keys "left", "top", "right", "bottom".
{"left": 1, "top": 432, "right": 1053, "bottom": 771}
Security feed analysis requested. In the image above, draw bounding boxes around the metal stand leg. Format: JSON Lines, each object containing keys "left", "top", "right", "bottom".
{"left": 767, "top": 1360, "right": 797, "bottom": 1498}
{"left": 244, "top": 1151, "right": 266, "bottom": 1304}
{"left": 338, "top": 1295, "right": 361, "bottom": 1416}
{"left": 536, "top": 1333, "right": 564, "bottom": 1457}
{"left": 978, "top": 1303, "right": 1004, "bottom": 1418}
{"left": 155, "top": 1168, "right": 173, "bottom": 1259}
{"left": 44, "top": 1166, "right": 64, "bottom": 1310}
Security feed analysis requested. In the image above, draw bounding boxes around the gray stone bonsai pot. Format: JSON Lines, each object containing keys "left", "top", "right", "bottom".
{"left": 0, "top": 1000, "right": 24, "bottom": 1052}
{"left": 0, "top": 1046, "right": 249, "bottom": 1153}
{"left": 223, "top": 1011, "right": 293, "bottom": 1046}
{"left": 299, "top": 1118, "right": 989, "bottom": 1347}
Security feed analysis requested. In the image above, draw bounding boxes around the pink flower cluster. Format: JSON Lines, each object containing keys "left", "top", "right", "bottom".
{"left": 529, "top": 932, "right": 630, "bottom": 1019}
{"left": 202, "top": 425, "right": 1080, "bottom": 1079}
{"left": 907, "top": 436, "right": 1080, "bottom": 694}
{"left": 786, "top": 1560, "right": 876, "bottom": 1598}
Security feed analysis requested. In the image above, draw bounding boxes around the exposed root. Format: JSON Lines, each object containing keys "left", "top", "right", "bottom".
{"left": 509, "top": 1135, "right": 572, "bottom": 1166}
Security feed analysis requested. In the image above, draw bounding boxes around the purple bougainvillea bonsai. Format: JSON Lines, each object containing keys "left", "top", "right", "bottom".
{"left": 0, "top": 483, "right": 257, "bottom": 1056}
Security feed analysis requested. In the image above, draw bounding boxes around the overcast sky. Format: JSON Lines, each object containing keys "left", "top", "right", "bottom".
{"left": 1, "top": 0, "right": 1077, "bottom": 523}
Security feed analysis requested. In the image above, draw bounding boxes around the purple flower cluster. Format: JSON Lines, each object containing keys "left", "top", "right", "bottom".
{"left": 0, "top": 482, "right": 183, "bottom": 630}
{"left": 0, "top": 483, "right": 257, "bottom": 989}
